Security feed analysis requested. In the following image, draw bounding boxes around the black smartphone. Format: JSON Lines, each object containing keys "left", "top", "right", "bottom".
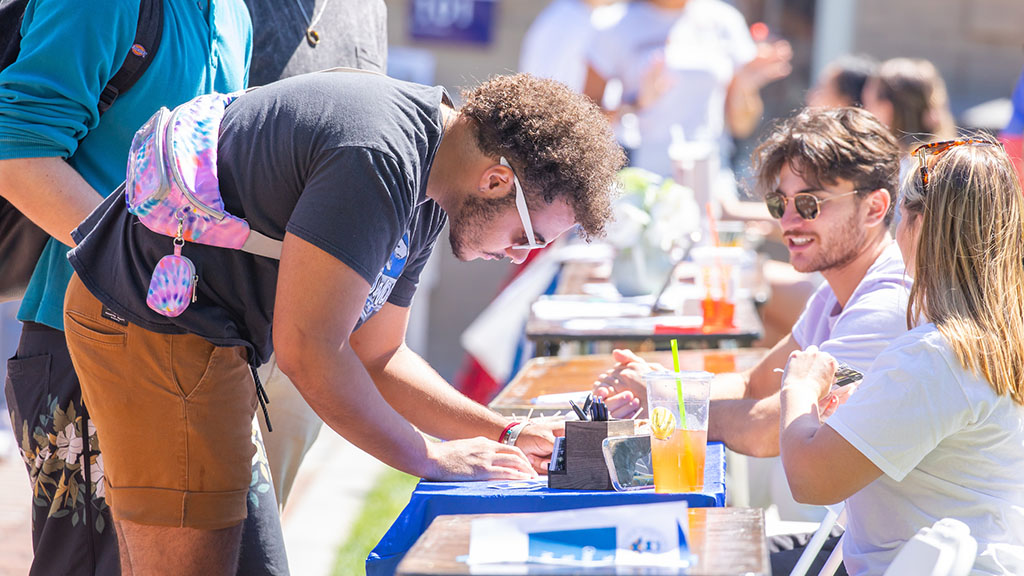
{"left": 834, "top": 363, "right": 863, "bottom": 387}
{"left": 548, "top": 436, "right": 567, "bottom": 474}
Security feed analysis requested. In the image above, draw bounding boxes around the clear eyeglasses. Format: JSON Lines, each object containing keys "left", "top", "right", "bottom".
{"left": 502, "top": 156, "right": 551, "bottom": 251}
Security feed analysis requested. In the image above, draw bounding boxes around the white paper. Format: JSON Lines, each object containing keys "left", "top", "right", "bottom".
{"left": 560, "top": 315, "right": 702, "bottom": 332}
{"left": 530, "top": 297, "right": 654, "bottom": 321}
{"left": 467, "top": 501, "right": 693, "bottom": 569}
{"left": 530, "top": 390, "right": 591, "bottom": 406}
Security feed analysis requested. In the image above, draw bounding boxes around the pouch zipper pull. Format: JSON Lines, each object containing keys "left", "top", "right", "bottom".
{"left": 174, "top": 213, "right": 186, "bottom": 256}
{"left": 175, "top": 213, "right": 199, "bottom": 303}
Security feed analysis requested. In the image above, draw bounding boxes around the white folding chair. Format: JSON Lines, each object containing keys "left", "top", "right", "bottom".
{"left": 789, "top": 502, "right": 846, "bottom": 576}
{"left": 883, "top": 518, "right": 977, "bottom": 576}
{"left": 818, "top": 533, "right": 845, "bottom": 576}
{"left": 799, "top": 515, "right": 978, "bottom": 576}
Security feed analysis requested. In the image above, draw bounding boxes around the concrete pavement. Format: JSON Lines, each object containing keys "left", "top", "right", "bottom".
{"left": 0, "top": 436, "right": 33, "bottom": 576}
{"left": 0, "top": 427, "right": 385, "bottom": 576}
{"left": 280, "top": 431, "right": 386, "bottom": 575}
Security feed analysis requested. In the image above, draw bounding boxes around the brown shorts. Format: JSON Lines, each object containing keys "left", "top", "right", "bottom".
{"left": 64, "top": 274, "right": 257, "bottom": 529}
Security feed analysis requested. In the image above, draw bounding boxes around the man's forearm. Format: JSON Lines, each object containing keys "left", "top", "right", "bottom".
{"left": 369, "top": 344, "right": 507, "bottom": 441}
{"left": 708, "top": 394, "right": 781, "bottom": 458}
{"left": 280, "top": 340, "right": 440, "bottom": 478}
{"left": 0, "top": 157, "right": 103, "bottom": 246}
{"left": 710, "top": 371, "right": 749, "bottom": 400}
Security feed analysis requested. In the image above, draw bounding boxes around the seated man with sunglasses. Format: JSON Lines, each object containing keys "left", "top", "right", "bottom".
{"left": 596, "top": 106, "right": 910, "bottom": 457}
{"left": 597, "top": 107, "right": 910, "bottom": 572}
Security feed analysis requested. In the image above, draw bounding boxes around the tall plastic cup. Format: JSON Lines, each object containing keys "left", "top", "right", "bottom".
{"left": 644, "top": 370, "right": 713, "bottom": 493}
{"left": 691, "top": 246, "right": 747, "bottom": 333}
{"left": 714, "top": 220, "right": 747, "bottom": 248}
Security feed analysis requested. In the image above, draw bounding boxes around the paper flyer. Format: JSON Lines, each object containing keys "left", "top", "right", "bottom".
{"left": 466, "top": 501, "right": 694, "bottom": 570}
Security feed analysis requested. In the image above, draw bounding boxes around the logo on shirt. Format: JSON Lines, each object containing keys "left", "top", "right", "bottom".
{"left": 361, "top": 233, "right": 410, "bottom": 322}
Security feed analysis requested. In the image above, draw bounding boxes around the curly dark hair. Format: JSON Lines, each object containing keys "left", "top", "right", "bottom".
{"left": 460, "top": 74, "right": 625, "bottom": 239}
{"left": 751, "top": 106, "right": 901, "bottom": 224}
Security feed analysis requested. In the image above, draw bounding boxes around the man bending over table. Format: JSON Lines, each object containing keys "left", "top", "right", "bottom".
{"left": 63, "top": 71, "right": 625, "bottom": 575}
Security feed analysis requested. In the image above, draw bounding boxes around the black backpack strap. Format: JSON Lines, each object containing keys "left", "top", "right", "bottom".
{"left": 0, "top": 0, "right": 30, "bottom": 69}
{"left": 98, "top": 0, "right": 164, "bottom": 115}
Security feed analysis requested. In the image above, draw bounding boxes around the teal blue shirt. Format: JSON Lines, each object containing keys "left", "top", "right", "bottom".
{"left": 0, "top": 0, "right": 251, "bottom": 329}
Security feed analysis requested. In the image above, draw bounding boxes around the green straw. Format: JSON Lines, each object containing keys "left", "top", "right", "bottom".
{"left": 671, "top": 339, "right": 687, "bottom": 427}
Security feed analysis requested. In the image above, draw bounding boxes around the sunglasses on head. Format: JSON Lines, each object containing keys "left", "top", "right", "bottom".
{"left": 911, "top": 138, "right": 1001, "bottom": 195}
{"left": 764, "top": 190, "right": 860, "bottom": 220}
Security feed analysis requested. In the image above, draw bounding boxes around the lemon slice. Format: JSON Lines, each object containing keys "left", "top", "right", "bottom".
{"left": 650, "top": 406, "right": 676, "bottom": 440}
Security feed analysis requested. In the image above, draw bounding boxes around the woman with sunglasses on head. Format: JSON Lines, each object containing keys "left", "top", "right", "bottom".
{"left": 780, "top": 136, "right": 1024, "bottom": 574}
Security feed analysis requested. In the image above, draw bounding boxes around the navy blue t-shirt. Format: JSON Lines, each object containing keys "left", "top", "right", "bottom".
{"left": 70, "top": 71, "right": 449, "bottom": 364}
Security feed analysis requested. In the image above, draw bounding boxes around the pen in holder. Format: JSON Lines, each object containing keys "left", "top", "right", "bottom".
{"left": 549, "top": 419, "right": 638, "bottom": 491}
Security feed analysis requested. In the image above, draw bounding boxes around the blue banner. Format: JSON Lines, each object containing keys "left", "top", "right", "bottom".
{"left": 409, "top": 0, "right": 496, "bottom": 45}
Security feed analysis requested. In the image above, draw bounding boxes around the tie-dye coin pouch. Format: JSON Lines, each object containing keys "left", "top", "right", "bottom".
{"left": 145, "top": 243, "right": 197, "bottom": 318}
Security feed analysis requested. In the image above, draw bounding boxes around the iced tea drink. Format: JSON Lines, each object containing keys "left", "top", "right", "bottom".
{"left": 700, "top": 297, "right": 735, "bottom": 333}
{"left": 645, "top": 370, "right": 713, "bottom": 493}
{"left": 650, "top": 427, "right": 707, "bottom": 492}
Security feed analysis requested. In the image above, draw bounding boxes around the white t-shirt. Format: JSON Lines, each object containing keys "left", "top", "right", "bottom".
{"left": 767, "top": 244, "right": 911, "bottom": 522}
{"left": 828, "top": 326, "right": 1024, "bottom": 576}
{"left": 587, "top": 0, "right": 755, "bottom": 177}
{"left": 519, "top": 0, "right": 625, "bottom": 93}
{"left": 791, "top": 243, "right": 911, "bottom": 372}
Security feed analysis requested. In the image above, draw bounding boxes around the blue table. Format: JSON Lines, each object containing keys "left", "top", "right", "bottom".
{"left": 366, "top": 442, "right": 726, "bottom": 576}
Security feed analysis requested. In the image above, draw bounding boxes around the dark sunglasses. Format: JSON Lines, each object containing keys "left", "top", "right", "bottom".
{"left": 764, "top": 190, "right": 859, "bottom": 220}
{"left": 911, "top": 138, "right": 1001, "bottom": 195}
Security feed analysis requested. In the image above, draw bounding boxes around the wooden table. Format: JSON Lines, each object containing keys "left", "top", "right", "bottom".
{"left": 489, "top": 349, "right": 766, "bottom": 417}
{"left": 525, "top": 295, "right": 764, "bottom": 356}
{"left": 395, "top": 507, "right": 769, "bottom": 575}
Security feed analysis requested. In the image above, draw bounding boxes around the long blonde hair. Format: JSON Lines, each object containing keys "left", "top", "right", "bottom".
{"left": 901, "top": 135, "right": 1024, "bottom": 404}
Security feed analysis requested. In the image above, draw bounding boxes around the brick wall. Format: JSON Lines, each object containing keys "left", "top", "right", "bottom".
{"left": 852, "top": 0, "right": 1024, "bottom": 117}
{"left": 387, "top": 0, "right": 549, "bottom": 97}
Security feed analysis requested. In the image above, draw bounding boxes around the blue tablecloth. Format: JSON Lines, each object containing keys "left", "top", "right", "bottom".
{"left": 366, "top": 442, "right": 726, "bottom": 576}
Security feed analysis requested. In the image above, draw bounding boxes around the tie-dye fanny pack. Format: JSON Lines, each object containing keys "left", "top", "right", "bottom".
{"left": 124, "top": 91, "right": 282, "bottom": 317}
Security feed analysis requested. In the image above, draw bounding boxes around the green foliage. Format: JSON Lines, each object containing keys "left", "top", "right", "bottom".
{"left": 332, "top": 468, "right": 420, "bottom": 576}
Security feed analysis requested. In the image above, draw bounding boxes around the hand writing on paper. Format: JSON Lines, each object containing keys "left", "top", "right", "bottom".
{"left": 514, "top": 417, "right": 565, "bottom": 474}
{"left": 425, "top": 437, "right": 537, "bottom": 481}
{"left": 592, "top": 349, "right": 664, "bottom": 419}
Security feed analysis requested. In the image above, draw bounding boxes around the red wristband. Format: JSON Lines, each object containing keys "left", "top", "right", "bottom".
{"left": 498, "top": 422, "right": 518, "bottom": 444}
